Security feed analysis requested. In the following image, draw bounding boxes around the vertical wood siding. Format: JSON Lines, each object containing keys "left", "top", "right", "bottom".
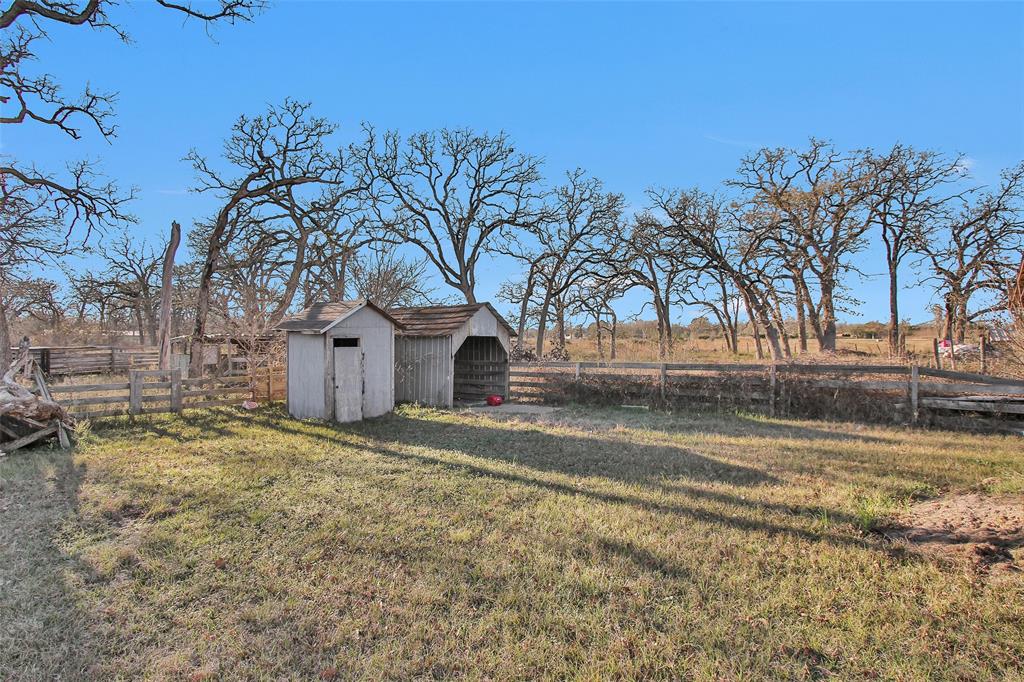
{"left": 394, "top": 336, "right": 453, "bottom": 407}
{"left": 286, "top": 332, "right": 328, "bottom": 419}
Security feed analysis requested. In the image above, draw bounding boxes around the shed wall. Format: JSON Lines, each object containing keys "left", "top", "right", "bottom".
{"left": 394, "top": 336, "right": 452, "bottom": 407}
{"left": 324, "top": 306, "right": 395, "bottom": 418}
{"left": 286, "top": 331, "right": 328, "bottom": 419}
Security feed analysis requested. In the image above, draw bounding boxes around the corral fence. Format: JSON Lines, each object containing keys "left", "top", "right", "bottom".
{"left": 12, "top": 345, "right": 160, "bottom": 376}
{"left": 510, "top": 362, "right": 1024, "bottom": 427}
{"left": 50, "top": 368, "right": 286, "bottom": 420}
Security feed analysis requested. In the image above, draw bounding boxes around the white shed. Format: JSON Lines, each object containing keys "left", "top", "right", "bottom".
{"left": 389, "top": 302, "right": 516, "bottom": 407}
{"left": 276, "top": 300, "right": 403, "bottom": 422}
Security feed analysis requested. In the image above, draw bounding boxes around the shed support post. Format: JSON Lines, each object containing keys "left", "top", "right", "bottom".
{"left": 979, "top": 335, "right": 987, "bottom": 374}
{"left": 769, "top": 364, "right": 777, "bottom": 417}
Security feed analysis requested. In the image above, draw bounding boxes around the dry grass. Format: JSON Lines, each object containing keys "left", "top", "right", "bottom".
{"left": 2, "top": 404, "right": 1023, "bottom": 680}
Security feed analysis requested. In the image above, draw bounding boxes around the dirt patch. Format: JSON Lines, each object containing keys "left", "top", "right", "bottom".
{"left": 884, "top": 493, "right": 1024, "bottom": 573}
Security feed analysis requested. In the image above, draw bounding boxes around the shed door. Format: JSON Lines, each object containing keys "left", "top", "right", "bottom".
{"left": 333, "top": 343, "right": 363, "bottom": 423}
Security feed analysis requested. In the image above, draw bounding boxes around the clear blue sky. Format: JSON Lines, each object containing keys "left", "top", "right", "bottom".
{"left": 9, "top": 1, "right": 1024, "bottom": 324}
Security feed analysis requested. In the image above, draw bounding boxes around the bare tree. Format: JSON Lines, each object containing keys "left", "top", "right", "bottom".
{"left": 348, "top": 247, "right": 438, "bottom": 308}
{"left": 362, "top": 126, "right": 544, "bottom": 303}
{"left": 647, "top": 188, "right": 788, "bottom": 361}
{"left": 98, "top": 230, "right": 162, "bottom": 344}
{"left": 0, "top": 0, "right": 263, "bottom": 369}
{"left": 500, "top": 170, "right": 622, "bottom": 355}
{"left": 914, "top": 163, "right": 1024, "bottom": 342}
{"left": 730, "top": 140, "right": 874, "bottom": 351}
{"left": 157, "top": 221, "right": 181, "bottom": 369}
{"left": 185, "top": 99, "right": 355, "bottom": 376}
{"left": 865, "top": 145, "right": 964, "bottom": 356}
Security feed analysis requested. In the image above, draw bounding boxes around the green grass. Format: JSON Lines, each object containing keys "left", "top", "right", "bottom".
{"left": 2, "top": 404, "right": 1022, "bottom": 680}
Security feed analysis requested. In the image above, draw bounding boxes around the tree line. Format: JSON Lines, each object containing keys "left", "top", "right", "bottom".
{"left": 2, "top": 1, "right": 1022, "bottom": 372}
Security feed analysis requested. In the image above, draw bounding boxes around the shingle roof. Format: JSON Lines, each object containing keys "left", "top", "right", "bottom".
{"left": 389, "top": 302, "right": 516, "bottom": 338}
{"left": 276, "top": 300, "right": 403, "bottom": 333}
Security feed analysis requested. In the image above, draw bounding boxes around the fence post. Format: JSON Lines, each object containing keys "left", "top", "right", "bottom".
{"left": 574, "top": 363, "right": 582, "bottom": 381}
{"left": 128, "top": 370, "right": 142, "bottom": 415}
{"left": 769, "top": 364, "right": 777, "bottom": 417}
{"left": 910, "top": 365, "right": 920, "bottom": 425}
{"left": 979, "top": 335, "right": 987, "bottom": 374}
{"left": 659, "top": 363, "right": 668, "bottom": 403}
{"left": 170, "top": 369, "right": 183, "bottom": 412}
{"left": 932, "top": 338, "right": 941, "bottom": 369}
{"left": 948, "top": 337, "right": 957, "bottom": 371}
{"left": 110, "top": 348, "right": 117, "bottom": 374}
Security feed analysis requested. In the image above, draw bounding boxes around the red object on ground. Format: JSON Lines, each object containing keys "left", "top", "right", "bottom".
{"left": 486, "top": 395, "right": 504, "bottom": 406}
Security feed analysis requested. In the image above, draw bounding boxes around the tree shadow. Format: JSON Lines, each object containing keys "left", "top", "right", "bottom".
{"left": 353, "top": 434, "right": 892, "bottom": 554}
{"left": 0, "top": 447, "right": 104, "bottom": 679}
{"left": 356, "top": 414, "right": 778, "bottom": 488}
{"left": 550, "top": 405, "right": 902, "bottom": 445}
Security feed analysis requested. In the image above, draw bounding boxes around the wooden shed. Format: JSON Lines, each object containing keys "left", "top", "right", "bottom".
{"left": 389, "top": 302, "right": 516, "bottom": 407}
{"left": 276, "top": 300, "right": 403, "bottom": 422}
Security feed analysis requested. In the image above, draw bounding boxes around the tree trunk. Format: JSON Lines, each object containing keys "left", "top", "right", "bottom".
{"left": 818, "top": 283, "right": 837, "bottom": 352}
{"left": 796, "top": 294, "right": 808, "bottom": 354}
{"left": 887, "top": 267, "right": 900, "bottom": 358}
{"left": 0, "top": 292, "right": 10, "bottom": 374}
{"left": 742, "top": 294, "right": 764, "bottom": 360}
{"left": 595, "top": 314, "right": 604, "bottom": 360}
{"left": 189, "top": 208, "right": 231, "bottom": 378}
{"left": 134, "top": 303, "right": 145, "bottom": 345}
{"left": 516, "top": 265, "right": 537, "bottom": 348}
{"left": 158, "top": 221, "right": 181, "bottom": 371}
{"left": 555, "top": 300, "right": 566, "bottom": 349}
{"left": 609, "top": 310, "right": 617, "bottom": 360}
{"left": 535, "top": 288, "right": 554, "bottom": 357}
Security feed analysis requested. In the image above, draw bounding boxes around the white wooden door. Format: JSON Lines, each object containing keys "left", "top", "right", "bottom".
{"left": 333, "top": 346, "right": 363, "bottom": 422}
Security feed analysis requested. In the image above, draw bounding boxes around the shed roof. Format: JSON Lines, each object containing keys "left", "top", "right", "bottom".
{"left": 276, "top": 299, "right": 403, "bottom": 334}
{"left": 388, "top": 302, "right": 516, "bottom": 338}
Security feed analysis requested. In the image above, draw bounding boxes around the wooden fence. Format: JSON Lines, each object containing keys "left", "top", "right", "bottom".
{"left": 12, "top": 346, "right": 160, "bottom": 376}
{"left": 50, "top": 369, "right": 286, "bottom": 420}
{"left": 509, "top": 362, "right": 1024, "bottom": 424}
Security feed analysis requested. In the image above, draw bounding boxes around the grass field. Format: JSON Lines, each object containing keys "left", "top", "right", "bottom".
{"left": 3, "top": 404, "right": 1023, "bottom": 680}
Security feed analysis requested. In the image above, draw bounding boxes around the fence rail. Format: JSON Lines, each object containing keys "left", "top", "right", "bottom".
{"left": 50, "top": 369, "right": 285, "bottom": 419}
{"left": 509, "top": 361, "right": 1024, "bottom": 425}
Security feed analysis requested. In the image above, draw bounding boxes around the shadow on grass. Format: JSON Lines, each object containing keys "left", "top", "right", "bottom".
{"left": 0, "top": 447, "right": 102, "bottom": 679}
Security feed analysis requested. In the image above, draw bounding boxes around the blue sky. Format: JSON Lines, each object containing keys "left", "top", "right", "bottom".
{"left": 8, "top": 1, "right": 1024, "bottom": 324}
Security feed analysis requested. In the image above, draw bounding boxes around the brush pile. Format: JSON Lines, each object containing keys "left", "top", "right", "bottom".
{"left": 0, "top": 348, "right": 73, "bottom": 455}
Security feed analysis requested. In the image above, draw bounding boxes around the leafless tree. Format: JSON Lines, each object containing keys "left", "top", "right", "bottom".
{"left": 0, "top": 0, "right": 262, "bottom": 369}
{"left": 97, "top": 230, "right": 162, "bottom": 344}
{"left": 729, "top": 140, "right": 874, "bottom": 351}
{"left": 348, "top": 247, "right": 438, "bottom": 308}
{"left": 185, "top": 99, "right": 358, "bottom": 376}
{"left": 864, "top": 145, "right": 965, "bottom": 356}
{"left": 362, "top": 126, "right": 544, "bottom": 303}
{"left": 647, "top": 188, "right": 788, "bottom": 361}
{"left": 913, "top": 162, "right": 1024, "bottom": 342}
{"left": 500, "top": 170, "right": 622, "bottom": 355}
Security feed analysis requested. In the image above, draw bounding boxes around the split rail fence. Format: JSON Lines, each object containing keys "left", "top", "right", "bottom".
{"left": 50, "top": 369, "right": 285, "bottom": 420}
{"left": 509, "top": 362, "right": 1024, "bottom": 425}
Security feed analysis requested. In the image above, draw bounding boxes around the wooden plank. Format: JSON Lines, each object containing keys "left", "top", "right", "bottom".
{"left": 920, "top": 398, "right": 1024, "bottom": 414}
{"left": 0, "top": 425, "right": 57, "bottom": 454}
{"left": 918, "top": 367, "right": 1024, "bottom": 386}
{"left": 918, "top": 382, "right": 1024, "bottom": 396}
{"left": 181, "top": 387, "right": 251, "bottom": 398}
{"left": 777, "top": 364, "right": 909, "bottom": 375}
{"left": 801, "top": 379, "right": 909, "bottom": 390}
{"left": 63, "top": 395, "right": 129, "bottom": 407}
{"left": 49, "top": 382, "right": 131, "bottom": 394}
